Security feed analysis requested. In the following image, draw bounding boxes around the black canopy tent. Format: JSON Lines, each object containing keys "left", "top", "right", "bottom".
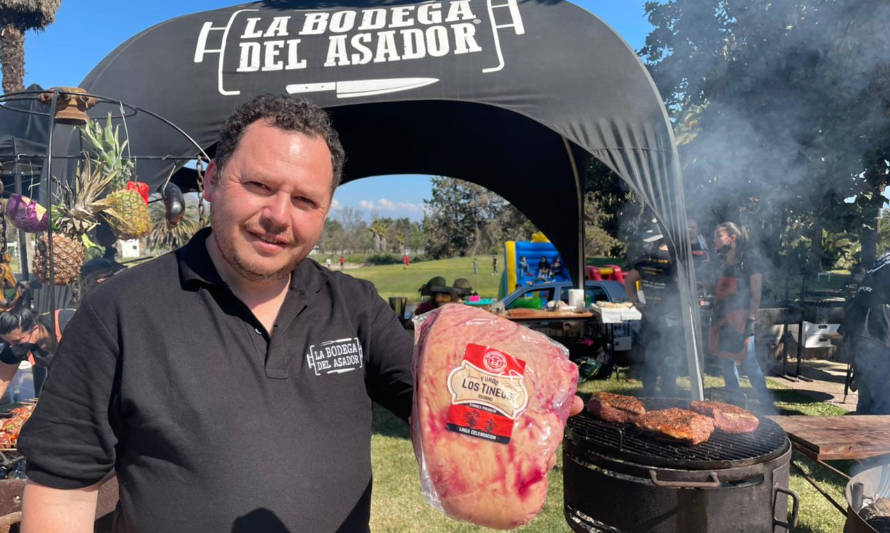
{"left": 29, "top": 0, "right": 707, "bottom": 398}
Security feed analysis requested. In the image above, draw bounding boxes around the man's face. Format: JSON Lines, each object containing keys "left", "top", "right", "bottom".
{"left": 1, "top": 325, "right": 39, "bottom": 346}
{"left": 203, "top": 120, "right": 333, "bottom": 283}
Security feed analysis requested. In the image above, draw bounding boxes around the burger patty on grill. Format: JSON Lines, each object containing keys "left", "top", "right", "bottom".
{"left": 634, "top": 408, "right": 715, "bottom": 445}
{"left": 586, "top": 392, "right": 646, "bottom": 424}
{"left": 690, "top": 401, "right": 760, "bottom": 434}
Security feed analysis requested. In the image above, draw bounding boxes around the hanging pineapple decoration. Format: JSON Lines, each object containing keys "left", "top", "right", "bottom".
{"left": 32, "top": 113, "right": 143, "bottom": 285}
{"left": 81, "top": 114, "right": 152, "bottom": 241}
{"left": 32, "top": 158, "right": 120, "bottom": 285}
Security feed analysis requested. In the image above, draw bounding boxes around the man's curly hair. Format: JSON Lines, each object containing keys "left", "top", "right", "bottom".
{"left": 214, "top": 94, "right": 345, "bottom": 190}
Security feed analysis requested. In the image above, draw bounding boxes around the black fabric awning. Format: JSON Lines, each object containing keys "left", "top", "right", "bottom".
{"left": 1, "top": 0, "right": 707, "bottom": 397}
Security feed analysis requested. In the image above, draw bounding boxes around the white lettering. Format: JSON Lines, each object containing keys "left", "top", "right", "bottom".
{"left": 329, "top": 10, "right": 356, "bottom": 33}
{"left": 264, "top": 16, "right": 291, "bottom": 37}
{"left": 301, "top": 12, "right": 329, "bottom": 35}
{"left": 417, "top": 3, "right": 442, "bottom": 25}
{"left": 400, "top": 28, "right": 426, "bottom": 60}
{"left": 426, "top": 26, "right": 449, "bottom": 57}
{"left": 358, "top": 8, "right": 387, "bottom": 31}
{"left": 241, "top": 17, "right": 263, "bottom": 38}
{"left": 446, "top": 0, "right": 476, "bottom": 22}
{"left": 390, "top": 5, "right": 415, "bottom": 28}
{"left": 374, "top": 30, "right": 400, "bottom": 62}
{"left": 324, "top": 35, "right": 350, "bottom": 66}
{"left": 285, "top": 39, "right": 307, "bottom": 69}
{"left": 262, "top": 40, "right": 285, "bottom": 71}
{"left": 350, "top": 33, "right": 374, "bottom": 65}
{"left": 236, "top": 42, "right": 261, "bottom": 71}
{"left": 452, "top": 22, "right": 481, "bottom": 54}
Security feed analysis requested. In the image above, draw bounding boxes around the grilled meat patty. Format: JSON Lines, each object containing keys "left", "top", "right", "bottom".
{"left": 634, "top": 408, "right": 715, "bottom": 445}
{"left": 690, "top": 401, "right": 760, "bottom": 434}
{"left": 586, "top": 392, "right": 646, "bottom": 423}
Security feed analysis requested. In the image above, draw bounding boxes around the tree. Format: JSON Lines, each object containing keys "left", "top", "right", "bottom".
{"left": 0, "top": 0, "right": 61, "bottom": 94}
{"left": 368, "top": 218, "right": 390, "bottom": 252}
{"left": 641, "top": 0, "right": 890, "bottom": 271}
{"left": 423, "top": 176, "right": 536, "bottom": 258}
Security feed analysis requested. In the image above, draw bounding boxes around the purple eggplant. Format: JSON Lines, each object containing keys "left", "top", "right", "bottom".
{"left": 163, "top": 182, "right": 185, "bottom": 227}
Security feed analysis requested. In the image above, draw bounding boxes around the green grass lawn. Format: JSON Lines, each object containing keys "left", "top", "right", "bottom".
{"left": 369, "top": 374, "right": 852, "bottom": 532}
{"left": 359, "top": 257, "right": 854, "bottom": 532}
{"left": 349, "top": 255, "right": 503, "bottom": 303}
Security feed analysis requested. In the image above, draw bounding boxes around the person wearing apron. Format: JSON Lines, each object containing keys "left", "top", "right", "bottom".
{"left": 709, "top": 222, "right": 773, "bottom": 409}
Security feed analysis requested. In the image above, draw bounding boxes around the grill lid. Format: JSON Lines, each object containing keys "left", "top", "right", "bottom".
{"left": 565, "top": 399, "right": 789, "bottom": 470}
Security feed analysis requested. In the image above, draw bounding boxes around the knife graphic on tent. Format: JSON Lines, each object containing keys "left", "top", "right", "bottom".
{"left": 286, "top": 77, "right": 439, "bottom": 99}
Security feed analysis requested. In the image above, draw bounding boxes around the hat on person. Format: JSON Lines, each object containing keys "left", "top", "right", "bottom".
{"left": 420, "top": 276, "right": 449, "bottom": 296}
{"left": 452, "top": 278, "right": 473, "bottom": 297}
{"left": 81, "top": 258, "right": 125, "bottom": 293}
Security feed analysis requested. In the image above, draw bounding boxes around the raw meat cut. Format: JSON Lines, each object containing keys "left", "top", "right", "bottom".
{"left": 635, "top": 408, "right": 715, "bottom": 445}
{"left": 586, "top": 392, "right": 645, "bottom": 423}
{"left": 690, "top": 401, "right": 759, "bottom": 434}
{"left": 412, "top": 304, "right": 578, "bottom": 529}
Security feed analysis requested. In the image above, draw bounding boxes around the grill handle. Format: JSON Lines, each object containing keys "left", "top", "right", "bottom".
{"left": 648, "top": 470, "right": 720, "bottom": 489}
{"left": 773, "top": 487, "right": 799, "bottom": 531}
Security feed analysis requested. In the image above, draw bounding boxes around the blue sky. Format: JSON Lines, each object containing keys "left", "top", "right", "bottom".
{"left": 21, "top": 1, "right": 652, "bottom": 221}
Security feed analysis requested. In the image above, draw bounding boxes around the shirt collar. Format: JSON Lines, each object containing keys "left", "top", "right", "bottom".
{"left": 177, "top": 227, "right": 323, "bottom": 294}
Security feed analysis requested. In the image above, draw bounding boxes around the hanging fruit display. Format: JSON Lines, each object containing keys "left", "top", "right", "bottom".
{"left": 34, "top": 159, "right": 120, "bottom": 285}
{"left": 4, "top": 194, "right": 49, "bottom": 233}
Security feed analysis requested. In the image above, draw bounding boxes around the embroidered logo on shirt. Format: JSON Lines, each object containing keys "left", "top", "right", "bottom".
{"left": 306, "top": 337, "right": 363, "bottom": 376}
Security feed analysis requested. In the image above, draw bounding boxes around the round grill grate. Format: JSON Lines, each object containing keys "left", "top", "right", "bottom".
{"left": 566, "top": 398, "right": 789, "bottom": 470}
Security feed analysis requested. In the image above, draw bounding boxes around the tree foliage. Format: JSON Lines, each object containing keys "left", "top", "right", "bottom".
{"left": 423, "top": 176, "right": 536, "bottom": 259}
{"left": 641, "top": 0, "right": 890, "bottom": 271}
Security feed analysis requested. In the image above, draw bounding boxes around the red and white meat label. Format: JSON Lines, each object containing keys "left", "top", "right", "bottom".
{"left": 412, "top": 304, "right": 578, "bottom": 529}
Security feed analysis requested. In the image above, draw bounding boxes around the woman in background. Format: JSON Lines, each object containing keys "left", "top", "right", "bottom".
{"left": 709, "top": 222, "right": 773, "bottom": 409}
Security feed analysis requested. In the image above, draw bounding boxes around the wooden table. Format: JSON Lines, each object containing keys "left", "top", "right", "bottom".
{"left": 768, "top": 415, "right": 890, "bottom": 461}
{"left": 502, "top": 309, "right": 593, "bottom": 321}
{"left": 768, "top": 415, "right": 890, "bottom": 515}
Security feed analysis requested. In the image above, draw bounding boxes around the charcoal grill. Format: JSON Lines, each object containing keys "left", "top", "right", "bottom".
{"left": 564, "top": 399, "right": 798, "bottom": 533}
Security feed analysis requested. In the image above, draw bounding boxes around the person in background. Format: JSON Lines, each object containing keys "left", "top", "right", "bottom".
{"left": 473, "top": 257, "right": 478, "bottom": 275}
{"left": 550, "top": 256, "right": 564, "bottom": 280}
{"left": 623, "top": 235, "right": 680, "bottom": 397}
{"left": 840, "top": 253, "right": 890, "bottom": 414}
{"left": 79, "top": 258, "right": 125, "bottom": 296}
{"left": 339, "top": 255, "right": 345, "bottom": 270}
{"left": 403, "top": 252, "right": 410, "bottom": 268}
{"left": 492, "top": 256, "right": 498, "bottom": 274}
{"left": 325, "top": 257, "right": 332, "bottom": 269}
{"left": 536, "top": 256, "right": 551, "bottom": 282}
{"left": 709, "top": 222, "right": 772, "bottom": 409}
{"left": 452, "top": 278, "right": 473, "bottom": 301}
{"left": 0, "top": 305, "right": 74, "bottom": 400}
{"left": 519, "top": 256, "right": 530, "bottom": 277}
{"left": 414, "top": 276, "right": 457, "bottom": 315}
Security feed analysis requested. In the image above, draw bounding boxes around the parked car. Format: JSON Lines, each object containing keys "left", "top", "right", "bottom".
{"left": 500, "top": 280, "right": 628, "bottom": 310}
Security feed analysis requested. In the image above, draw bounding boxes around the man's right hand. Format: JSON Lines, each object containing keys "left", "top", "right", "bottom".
{"left": 22, "top": 479, "right": 99, "bottom": 533}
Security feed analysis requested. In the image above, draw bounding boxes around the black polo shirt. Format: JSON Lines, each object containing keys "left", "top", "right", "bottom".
{"left": 19, "top": 229, "right": 414, "bottom": 532}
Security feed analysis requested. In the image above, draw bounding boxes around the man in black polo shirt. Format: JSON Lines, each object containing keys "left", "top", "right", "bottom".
{"left": 18, "top": 96, "right": 415, "bottom": 532}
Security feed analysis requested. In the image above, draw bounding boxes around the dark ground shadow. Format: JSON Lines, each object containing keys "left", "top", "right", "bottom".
{"left": 372, "top": 402, "right": 410, "bottom": 439}
{"left": 232, "top": 508, "right": 289, "bottom": 533}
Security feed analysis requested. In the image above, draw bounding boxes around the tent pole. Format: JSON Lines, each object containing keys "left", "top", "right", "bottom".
{"left": 562, "top": 136, "right": 584, "bottom": 291}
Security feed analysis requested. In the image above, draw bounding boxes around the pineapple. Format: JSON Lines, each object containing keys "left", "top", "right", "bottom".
{"left": 33, "top": 233, "right": 85, "bottom": 286}
{"left": 33, "top": 158, "right": 119, "bottom": 285}
{"left": 80, "top": 113, "right": 134, "bottom": 189}
{"left": 99, "top": 188, "right": 152, "bottom": 240}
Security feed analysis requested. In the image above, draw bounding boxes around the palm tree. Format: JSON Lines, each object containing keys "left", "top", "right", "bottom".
{"left": 369, "top": 219, "right": 389, "bottom": 253}
{"left": 1, "top": 0, "right": 62, "bottom": 94}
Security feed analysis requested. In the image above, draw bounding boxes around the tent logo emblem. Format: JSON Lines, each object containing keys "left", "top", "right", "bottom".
{"left": 193, "top": 0, "right": 526, "bottom": 97}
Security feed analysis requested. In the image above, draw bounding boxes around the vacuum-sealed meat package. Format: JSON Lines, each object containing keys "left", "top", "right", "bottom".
{"left": 411, "top": 304, "right": 578, "bottom": 529}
